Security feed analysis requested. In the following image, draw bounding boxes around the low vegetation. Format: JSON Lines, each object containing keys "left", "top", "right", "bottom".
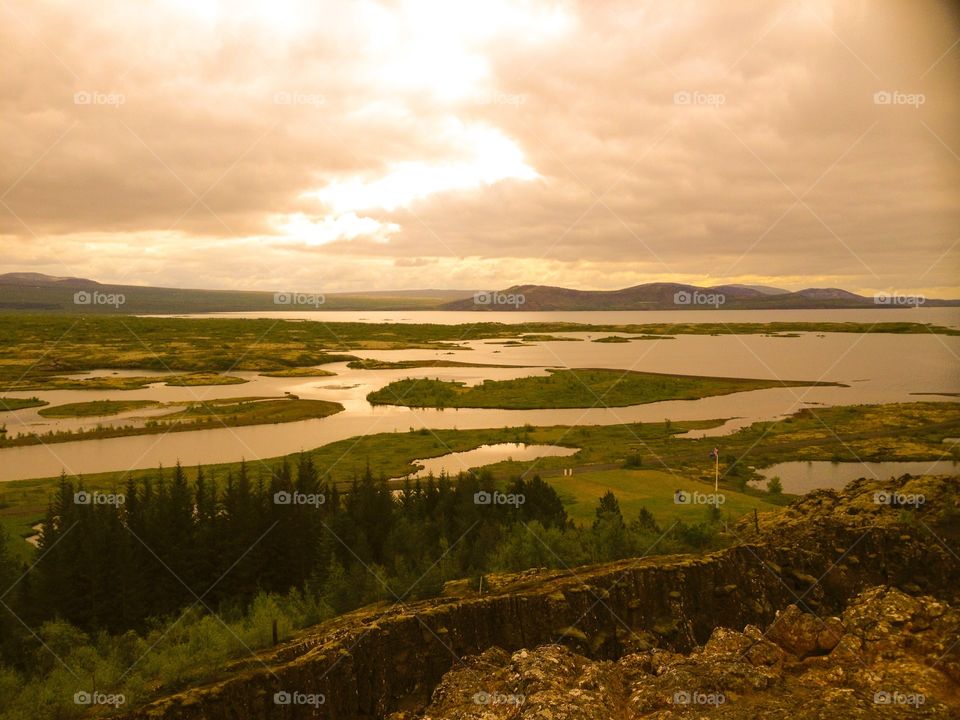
{"left": 2, "top": 402, "right": 954, "bottom": 547}
{"left": 346, "top": 358, "right": 529, "bottom": 370}
{"left": 0, "top": 398, "right": 343, "bottom": 448}
{"left": 3, "top": 372, "right": 247, "bottom": 392}
{"left": 367, "top": 368, "right": 841, "bottom": 409}
{"left": 1, "top": 314, "right": 955, "bottom": 392}
{"left": 38, "top": 399, "right": 159, "bottom": 418}
{"left": 0, "top": 397, "right": 46, "bottom": 412}
{"left": 0, "top": 463, "right": 733, "bottom": 719}
{"left": 258, "top": 367, "right": 336, "bottom": 377}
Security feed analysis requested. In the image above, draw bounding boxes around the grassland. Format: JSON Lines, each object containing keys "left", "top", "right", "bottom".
{"left": 346, "top": 358, "right": 531, "bottom": 370}
{"left": 1, "top": 401, "right": 955, "bottom": 553}
{"left": 549, "top": 468, "right": 776, "bottom": 526}
{"left": 0, "top": 397, "right": 343, "bottom": 448}
{"left": 367, "top": 368, "right": 841, "bottom": 409}
{"left": 38, "top": 399, "right": 159, "bottom": 417}
{"left": 5, "top": 371, "right": 248, "bottom": 392}
{"left": 259, "top": 367, "right": 337, "bottom": 377}
{"left": 0, "top": 397, "right": 47, "bottom": 411}
{"left": 1, "top": 314, "right": 955, "bottom": 392}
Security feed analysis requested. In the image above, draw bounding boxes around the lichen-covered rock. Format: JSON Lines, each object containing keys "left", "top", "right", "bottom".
{"left": 413, "top": 587, "right": 960, "bottom": 719}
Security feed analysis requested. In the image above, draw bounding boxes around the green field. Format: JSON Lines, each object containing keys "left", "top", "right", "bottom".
{"left": 367, "top": 368, "right": 841, "bottom": 409}
{"left": 549, "top": 468, "right": 776, "bottom": 526}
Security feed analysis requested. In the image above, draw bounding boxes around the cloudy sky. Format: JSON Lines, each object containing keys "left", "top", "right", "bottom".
{"left": 1, "top": 0, "right": 958, "bottom": 296}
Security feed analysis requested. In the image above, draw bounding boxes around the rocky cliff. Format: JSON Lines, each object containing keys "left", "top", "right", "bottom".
{"left": 119, "top": 474, "right": 959, "bottom": 719}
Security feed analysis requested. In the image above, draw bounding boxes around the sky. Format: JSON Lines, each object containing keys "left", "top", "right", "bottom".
{"left": 1, "top": 0, "right": 958, "bottom": 296}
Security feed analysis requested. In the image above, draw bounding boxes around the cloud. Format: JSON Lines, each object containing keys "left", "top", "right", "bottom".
{"left": 0, "top": 0, "right": 957, "bottom": 295}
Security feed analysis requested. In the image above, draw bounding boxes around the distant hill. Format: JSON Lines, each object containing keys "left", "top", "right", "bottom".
{"left": 0, "top": 273, "right": 954, "bottom": 313}
{"left": 0, "top": 273, "right": 473, "bottom": 313}
{"left": 441, "top": 282, "right": 958, "bottom": 311}
{"left": 725, "top": 283, "right": 791, "bottom": 295}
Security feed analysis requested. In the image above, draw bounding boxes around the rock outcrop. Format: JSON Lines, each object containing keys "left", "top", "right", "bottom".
{"left": 119, "top": 474, "right": 959, "bottom": 719}
{"left": 408, "top": 586, "right": 960, "bottom": 718}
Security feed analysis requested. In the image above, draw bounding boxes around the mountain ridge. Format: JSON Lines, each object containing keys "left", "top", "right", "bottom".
{"left": 0, "top": 273, "right": 954, "bottom": 312}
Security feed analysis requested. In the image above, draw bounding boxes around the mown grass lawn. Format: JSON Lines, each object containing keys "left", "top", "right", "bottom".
{"left": 548, "top": 468, "right": 777, "bottom": 527}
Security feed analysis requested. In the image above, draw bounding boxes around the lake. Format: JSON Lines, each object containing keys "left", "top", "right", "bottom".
{"left": 146, "top": 306, "right": 960, "bottom": 327}
{"left": 756, "top": 459, "right": 960, "bottom": 494}
{"left": 1, "top": 311, "right": 957, "bottom": 482}
{"left": 393, "top": 443, "right": 578, "bottom": 480}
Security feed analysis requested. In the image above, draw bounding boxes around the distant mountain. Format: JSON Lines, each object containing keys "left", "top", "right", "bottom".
{"left": 0, "top": 273, "right": 472, "bottom": 313}
{"left": 0, "top": 272, "right": 103, "bottom": 287}
{"left": 0, "top": 273, "right": 954, "bottom": 313}
{"left": 724, "top": 283, "right": 790, "bottom": 295}
{"left": 442, "top": 282, "right": 959, "bottom": 311}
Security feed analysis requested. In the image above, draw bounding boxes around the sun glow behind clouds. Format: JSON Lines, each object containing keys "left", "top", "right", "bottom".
{"left": 274, "top": 212, "right": 400, "bottom": 247}
{"left": 307, "top": 122, "right": 539, "bottom": 214}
